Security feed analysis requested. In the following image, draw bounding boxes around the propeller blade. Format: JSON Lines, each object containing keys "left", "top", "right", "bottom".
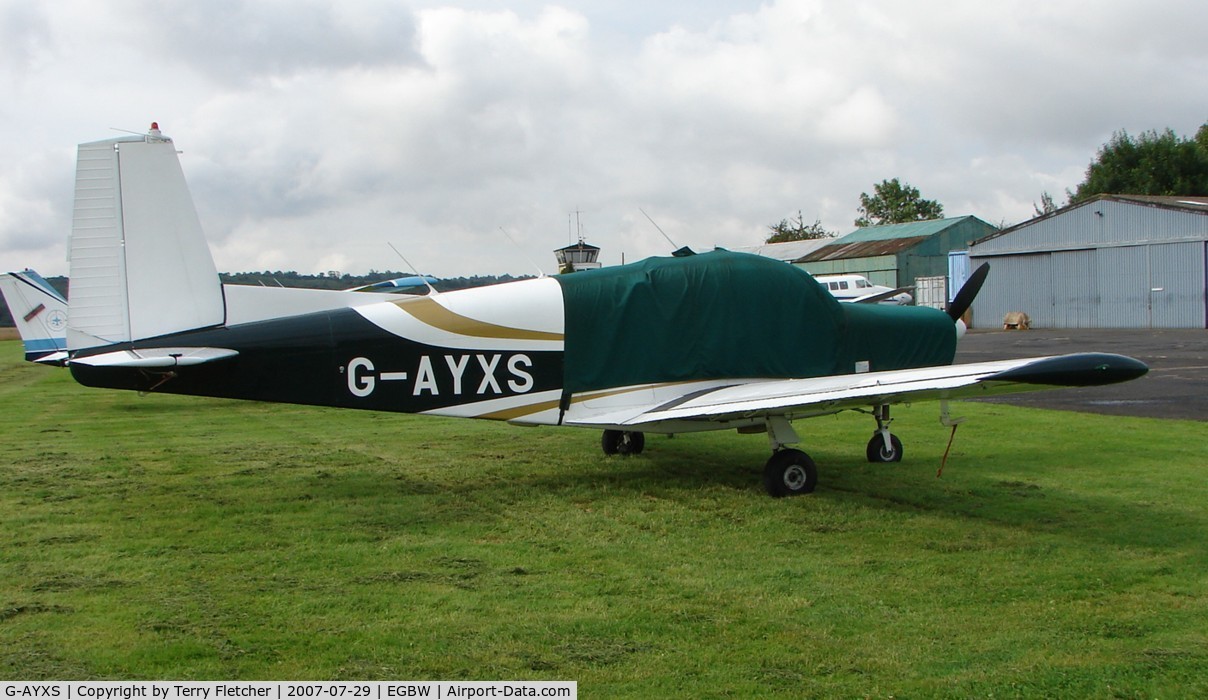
{"left": 947, "top": 263, "right": 989, "bottom": 321}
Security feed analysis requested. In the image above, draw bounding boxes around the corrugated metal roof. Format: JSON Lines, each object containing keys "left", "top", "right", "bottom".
{"left": 799, "top": 235, "right": 932, "bottom": 262}
{"left": 797, "top": 216, "right": 977, "bottom": 262}
{"left": 729, "top": 238, "right": 834, "bottom": 262}
{"left": 971, "top": 194, "right": 1208, "bottom": 247}
{"left": 1110, "top": 194, "right": 1208, "bottom": 212}
{"left": 832, "top": 216, "right": 976, "bottom": 243}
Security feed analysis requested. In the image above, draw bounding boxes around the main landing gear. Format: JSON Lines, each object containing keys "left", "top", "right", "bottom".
{"left": 761, "top": 416, "right": 818, "bottom": 498}
{"left": 763, "top": 448, "right": 818, "bottom": 498}
{"left": 601, "top": 429, "right": 645, "bottom": 456}
{"left": 599, "top": 405, "right": 904, "bottom": 498}
{"left": 763, "top": 406, "right": 902, "bottom": 498}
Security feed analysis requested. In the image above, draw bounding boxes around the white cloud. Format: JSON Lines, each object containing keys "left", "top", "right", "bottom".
{"left": 1, "top": 0, "right": 1206, "bottom": 278}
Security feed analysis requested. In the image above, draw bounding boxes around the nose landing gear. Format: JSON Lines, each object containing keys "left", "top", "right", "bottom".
{"left": 866, "top": 404, "right": 903, "bottom": 463}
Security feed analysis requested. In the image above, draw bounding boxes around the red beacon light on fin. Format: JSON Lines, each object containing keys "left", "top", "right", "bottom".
{"left": 147, "top": 122, "right": 169, "bottom": 142}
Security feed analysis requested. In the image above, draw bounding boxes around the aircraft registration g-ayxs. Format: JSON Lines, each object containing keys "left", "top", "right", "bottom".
{"left": 57, "top": 126, "right": 1148, "bottom": 497}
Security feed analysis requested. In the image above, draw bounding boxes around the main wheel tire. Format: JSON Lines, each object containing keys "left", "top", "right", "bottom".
{"left": 866, "top": 433, "right": 903, "bottom": 463}
{"left": 763, "top": 449, "right": 818, "bottom": 498}
{"left": 602, "top": 430, "right": 646, "bottom": 456}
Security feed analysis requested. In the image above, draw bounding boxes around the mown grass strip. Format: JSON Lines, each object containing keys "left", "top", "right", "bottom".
{"left": 1, "top": 340, "right": 1205, "bottom": 696}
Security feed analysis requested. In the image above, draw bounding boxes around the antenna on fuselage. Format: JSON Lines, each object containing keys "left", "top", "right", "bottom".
{"left": 499, "top": 226, "right": 547, "bottom": 278}
{"left": 387, "top": 242, "right": 440, "bottom": 296}
{"left": 640, "top": 208, "right": 695, "bottom": 257}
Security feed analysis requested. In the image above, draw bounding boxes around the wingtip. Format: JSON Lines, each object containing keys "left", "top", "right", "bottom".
{"left": 988, "top": 353, "right": 1149, "bottom": 387}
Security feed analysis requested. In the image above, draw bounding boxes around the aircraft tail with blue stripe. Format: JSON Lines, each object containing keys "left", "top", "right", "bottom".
{"left": 0, "top": 269, "right": 70, "bottom": 364}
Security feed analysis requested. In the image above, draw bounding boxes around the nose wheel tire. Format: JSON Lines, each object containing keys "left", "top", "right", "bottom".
{"left": 763, "top": 449, "right": 818, "bottom": 497}
{"left": 866, "top": 433, "right": 903, "bottom": 463}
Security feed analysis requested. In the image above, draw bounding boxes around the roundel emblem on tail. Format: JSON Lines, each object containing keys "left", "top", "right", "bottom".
{"left": 46, "top": 310, "right": 67, "bottom": 331}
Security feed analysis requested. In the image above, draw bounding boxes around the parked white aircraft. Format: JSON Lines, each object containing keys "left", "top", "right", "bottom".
{"left": 1, "top": 269, "right": 69, "bottom": 365}
{"left": 815, "top": 273, "right": 914, "bottom": 305}
{"left": 49, "top": 125, "right": 1148, "bottom": 497}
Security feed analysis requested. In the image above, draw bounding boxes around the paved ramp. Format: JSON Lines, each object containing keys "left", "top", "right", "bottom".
{"left": 956, "top": 329, "right": 1207, "bottom": 421}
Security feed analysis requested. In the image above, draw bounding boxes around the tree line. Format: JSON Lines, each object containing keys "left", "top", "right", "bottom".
{"left": 219, "top": 270, "right": 531, "bottom": 292}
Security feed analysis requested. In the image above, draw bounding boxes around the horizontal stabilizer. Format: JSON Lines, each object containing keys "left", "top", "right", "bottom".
{"left": 32, "top": 350, "right": 70, "bottom": 365}
{"left": 68, "top": 347, "right": 239, "bottom": 368}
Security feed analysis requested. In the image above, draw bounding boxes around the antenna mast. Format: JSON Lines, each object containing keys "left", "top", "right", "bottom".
{"left": 387, "top": 242, "right": 439, "bottom": 296}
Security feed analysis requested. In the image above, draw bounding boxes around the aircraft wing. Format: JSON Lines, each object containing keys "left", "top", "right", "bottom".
{"left": 566, "top": 353, "right": 1148, "bottom": 428}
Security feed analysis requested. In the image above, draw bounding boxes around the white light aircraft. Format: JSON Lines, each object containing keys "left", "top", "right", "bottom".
{"left": 815, "top": 273, "right": 914, "bottom": 305}
{"left": 51, "top": 126, "right": 1148, "bottom": 497}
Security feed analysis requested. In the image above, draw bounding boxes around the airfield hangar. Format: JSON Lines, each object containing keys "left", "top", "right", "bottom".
{"left": 969, "top": 195, "right": 1208, "bottom": 329}
{"left": 793, "top": 216, "right": 998, "bottom": 302}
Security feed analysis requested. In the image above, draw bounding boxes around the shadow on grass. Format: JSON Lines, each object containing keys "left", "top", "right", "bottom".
{"left": 359, "top": 425, "right": 1208, "bottom": 559}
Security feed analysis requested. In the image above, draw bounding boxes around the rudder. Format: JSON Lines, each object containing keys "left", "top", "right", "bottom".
{"left": 67, "top": 125, "right": 224, "bottom": 351}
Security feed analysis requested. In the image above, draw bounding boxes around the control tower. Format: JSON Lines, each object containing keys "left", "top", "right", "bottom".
{"left": 554, "top": 239, "right": 602, "bottom": 274}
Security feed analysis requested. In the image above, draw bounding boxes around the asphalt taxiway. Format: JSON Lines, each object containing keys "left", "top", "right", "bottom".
{"left": 955, "top": 328, "right": 1207, "bottom": 421}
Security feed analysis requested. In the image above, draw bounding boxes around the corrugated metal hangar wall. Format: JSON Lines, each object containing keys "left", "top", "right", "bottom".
{"left": 970, "top": 196, "right": 1208, "bottom": 329}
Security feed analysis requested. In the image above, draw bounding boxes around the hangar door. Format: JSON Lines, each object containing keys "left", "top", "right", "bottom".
{"left": 1096, "top": 246, "right": 1149, "bottom": 328}
{"left": 1052, "top": 249, "right": 1098, "bottom": 328}
{"left": 1096, "top": 243, "right": 1206, "bottom": 328}
{"left": 975, "top": 242, "right": 1207, "bottom": 328}
{"left": 1149, "top": 241, "right": 1206, "bottom": 328}
{"left": 971, "top": 253, "right": 1052, "bottom": 327}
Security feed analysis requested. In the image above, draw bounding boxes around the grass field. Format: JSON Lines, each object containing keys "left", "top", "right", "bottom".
{"left": 1, "top": 339, "right": 1206, "bottom": 696}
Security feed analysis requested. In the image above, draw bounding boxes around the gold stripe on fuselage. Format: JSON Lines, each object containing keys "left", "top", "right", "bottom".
{"left": 476, "top": 397, "right": 565, "bottom": 422}
{"left": 397, "top": 297, "right": 564, "bottom": 342}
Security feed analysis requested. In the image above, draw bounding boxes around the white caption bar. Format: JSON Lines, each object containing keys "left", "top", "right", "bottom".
{"left": 1, "top": 683, "right": 576, "bottom": 700}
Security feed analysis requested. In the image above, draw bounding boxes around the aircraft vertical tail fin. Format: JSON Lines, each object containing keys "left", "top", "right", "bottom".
{"left": 67, "top": 125, "right": 224, "bottom": 351}
{"left": 1, "top": 269, "right": 69, "bottom": 364}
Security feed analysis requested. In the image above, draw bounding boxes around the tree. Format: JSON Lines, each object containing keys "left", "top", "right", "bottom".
{"left": 1070, "top": 125, "right": 1208, "bottom": 203}
{"left": 854, "top": 178, "right": 944, "bottom": 227}
{"left": 1034, "top": 191, "right": 1058, "bottom": 217}
{"left": 765, "top": 211, "right": 835, "bottom": 243}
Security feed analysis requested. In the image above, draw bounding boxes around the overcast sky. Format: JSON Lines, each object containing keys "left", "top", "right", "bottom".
{"left": 2, "top": 0, "right": 1206, "bottom": 278}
